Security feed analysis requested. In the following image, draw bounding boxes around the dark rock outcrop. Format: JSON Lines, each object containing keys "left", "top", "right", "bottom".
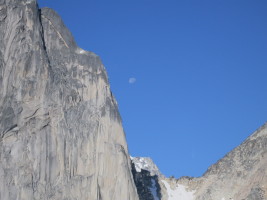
{"left": 131, "top": 161, "right": 161, "bottom": 200}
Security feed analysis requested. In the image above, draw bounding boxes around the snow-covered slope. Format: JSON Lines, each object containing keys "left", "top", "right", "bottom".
{"left": 131, "top": 156, "right": 196, "bottom": 200}
{"left": 161, "top": 180, "right": 195, "bottom": 200}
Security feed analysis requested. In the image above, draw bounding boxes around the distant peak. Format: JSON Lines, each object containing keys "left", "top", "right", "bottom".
{"left": 131, "top": 156, "right": 163, "bottom": 177}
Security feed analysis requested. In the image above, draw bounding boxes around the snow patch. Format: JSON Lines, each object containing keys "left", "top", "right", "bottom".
{"left": 76, "top": 48, "right": 87, "bottom": 55}
{"left": 79, "top": 49, "right": 86, "bottom": 54}
{"left": 131, "top": 157, "right": 162, "bottom": 176}
{"left": 134, "top": 161, "right": 142, "bottom": 172}
{"left": 162, "top": 180, "right": 195, "bottom": 200}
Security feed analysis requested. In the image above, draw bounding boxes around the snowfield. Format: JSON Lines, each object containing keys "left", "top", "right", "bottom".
{"left": 162, "top": 180, "right": 195, "bottom": 200}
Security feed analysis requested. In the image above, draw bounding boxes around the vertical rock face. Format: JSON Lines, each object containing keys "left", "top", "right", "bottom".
{"left": 0, "top": 0, "right": 138, "bottom": 199}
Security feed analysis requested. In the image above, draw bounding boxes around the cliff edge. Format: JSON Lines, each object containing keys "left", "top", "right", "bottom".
{"left": 0, "top": 0, "right": 138, "bottom": 199}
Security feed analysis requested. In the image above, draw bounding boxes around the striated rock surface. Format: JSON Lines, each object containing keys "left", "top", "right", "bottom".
{"left": 0, "top": 0, "right": 138, "bottom": 199}
{"left": 133, "top": 123, "right": 267, "bottom": 200}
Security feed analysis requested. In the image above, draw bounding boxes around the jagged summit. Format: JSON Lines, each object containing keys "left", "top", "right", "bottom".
{"left": 131, "top": 156, "right": 163, "bottom": 177}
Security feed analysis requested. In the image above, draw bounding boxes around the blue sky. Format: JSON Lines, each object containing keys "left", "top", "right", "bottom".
{"left": 38, "top": 0, "right": 267, "bottom": 178}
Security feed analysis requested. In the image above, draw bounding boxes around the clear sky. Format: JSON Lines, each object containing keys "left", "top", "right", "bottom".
{"left": 38, "top": 0, "right": 267, "bottom": 178}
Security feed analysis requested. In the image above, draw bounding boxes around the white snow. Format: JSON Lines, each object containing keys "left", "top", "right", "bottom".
{"left": 131, "top": 157, "right": 149, "bottom": 172}
{"left": 79, "top": 49, "right": 86, "bottom": 54}
{"left": 130, "top": 157, "right": 162, "bottom": 176}
{"left": 76, "top": 48, "right": 87, "bottom": 54}
{"left": 162, "top": 180, "right": 195, "bottom": 200}
{"left": 134, "top": 161, "right": 142, "bottom": 172}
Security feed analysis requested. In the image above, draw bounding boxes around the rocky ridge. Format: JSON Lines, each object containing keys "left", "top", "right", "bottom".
{"left": 132, "top": 123, "right": 267, "bottom": 200}
{"left": 193, "top": 122, "right": 267, "bottom": 200}
{"left": 131, "top": 157, "right": 163, "bottom": 177}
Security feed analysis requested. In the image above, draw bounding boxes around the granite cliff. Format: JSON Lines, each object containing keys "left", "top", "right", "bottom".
{"left": 1, "top": 1, "right": 266, "bottom": 200}
{"left": 0, "top": 0, "right": 138, "bottom": 199}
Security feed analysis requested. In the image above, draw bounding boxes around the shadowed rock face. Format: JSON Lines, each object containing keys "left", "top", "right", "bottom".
{"left": 131, "top": 160, "right": 162, "bottom": 200}
{"left": 0, "top": 0, "right": 138, "bottom": 199}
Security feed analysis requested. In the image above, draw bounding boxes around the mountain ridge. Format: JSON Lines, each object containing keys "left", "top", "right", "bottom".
{"left": 132, "top": 122, "right": 267, "bottom": 200}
